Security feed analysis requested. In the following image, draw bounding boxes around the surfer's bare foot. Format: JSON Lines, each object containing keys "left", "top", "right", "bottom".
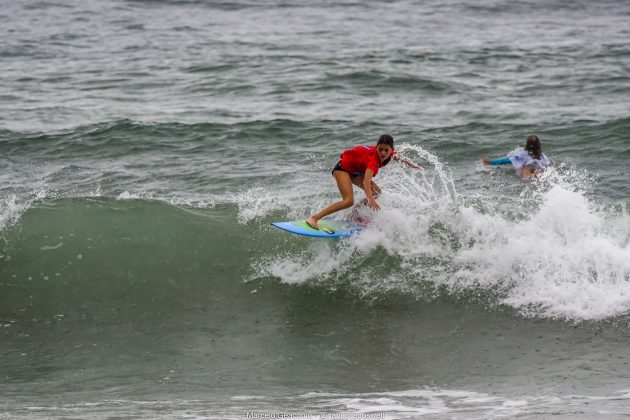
{"left": 305, "top": 217, "right": 319, "bottom": 230}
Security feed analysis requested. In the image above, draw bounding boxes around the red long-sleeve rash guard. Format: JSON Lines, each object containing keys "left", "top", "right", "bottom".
{"left": 339, "top": 145, "right": 396, "bottom": 177}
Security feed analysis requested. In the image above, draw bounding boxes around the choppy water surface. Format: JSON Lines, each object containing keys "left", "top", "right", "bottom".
{"left": 1, "top": 0, "right": 630, "bottom": 418}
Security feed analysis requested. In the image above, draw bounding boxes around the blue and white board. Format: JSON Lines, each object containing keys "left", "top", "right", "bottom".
{"left": 271, "top": 220, "right": 362, "bottom": 238}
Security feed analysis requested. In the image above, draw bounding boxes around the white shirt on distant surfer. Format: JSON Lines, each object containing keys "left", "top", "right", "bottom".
{"left": 483, "top": 134, "right": 550, "bottom": 178}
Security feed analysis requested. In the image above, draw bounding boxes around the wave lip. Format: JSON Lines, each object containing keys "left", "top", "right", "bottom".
{"left": 453, "top": 184, "right": 630, "bottom": 321}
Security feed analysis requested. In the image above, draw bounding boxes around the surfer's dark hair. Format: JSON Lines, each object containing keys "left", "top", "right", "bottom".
{"left": 377, "top": 134, "right": 394, "bottom": 148}
{"left": 525, "top": 134, "right": 542, "bottom": 160}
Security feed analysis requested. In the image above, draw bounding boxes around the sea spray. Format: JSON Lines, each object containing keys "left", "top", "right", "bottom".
{"left": 256, "top": 144, "right": 630, "bottom": 321}
{"left": 255, "top": 143, "right": 463, "bottom": 294}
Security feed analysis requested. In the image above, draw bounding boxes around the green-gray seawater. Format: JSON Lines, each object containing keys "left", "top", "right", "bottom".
{"left": 2, "top": 0, "right": 630, "bottom": 417}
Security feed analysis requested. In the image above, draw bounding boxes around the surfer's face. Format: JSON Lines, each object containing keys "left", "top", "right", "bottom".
{"left": 376, "top": 144, "right": 394, "bottom": 162}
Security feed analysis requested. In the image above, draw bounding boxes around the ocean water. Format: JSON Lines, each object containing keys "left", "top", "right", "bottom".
{"left": 1, "top": 0, "right": 630, "bottom": 418}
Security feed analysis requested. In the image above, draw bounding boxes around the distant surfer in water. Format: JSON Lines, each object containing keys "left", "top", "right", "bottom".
{"left": 483, "top": 134, "right": 550, "bottom": 178}
{"left": 306, "top": 134, "right": 422, "bottom": 230}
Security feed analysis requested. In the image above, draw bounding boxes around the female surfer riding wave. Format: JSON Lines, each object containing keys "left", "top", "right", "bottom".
{"left": 306, "top": 134, "right": 422, "bottom": 230}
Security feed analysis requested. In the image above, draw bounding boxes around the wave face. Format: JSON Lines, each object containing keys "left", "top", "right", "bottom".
{"left": 1, "top": 198, "right": 249, "bottom": 321}
{"left": 1, "top": 115, "right": 630, "bottom": 323}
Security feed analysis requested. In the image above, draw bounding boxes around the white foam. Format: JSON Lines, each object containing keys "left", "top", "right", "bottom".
{"left": 116, "top": 190, "right": 154, "bottom": 201}
{"left": 40, "top": 242, "right": 64, "bottom": 251}
{"left": 232, "top": 168, "right": 331, "bottom": 225}
{"left": 0, "top": 194, "right": 30, "bottom": 235}
{"left": 448, "top": 179, "right": 630, "bottom": 320}
{"left": 115, "top": 190, "right": 216, "bottom": 209}
{"left": 5, "top": 387, "right": 630, "bottom": 419}
{"left": 233, "top": 187, "right": 290, "bottom": 225}
{"left": 258, "top": 143, "right": 630, "bottom": 321}
{"left": 298, "top": 387, "right": 630, "bottom": 419}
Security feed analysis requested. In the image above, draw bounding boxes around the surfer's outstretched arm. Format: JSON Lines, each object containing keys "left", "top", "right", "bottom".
{"left": 394, "top": 155, "right": 423, "bottom": 169}
{"left": 483, "top": 157, "right": 511, "bottom": 165}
